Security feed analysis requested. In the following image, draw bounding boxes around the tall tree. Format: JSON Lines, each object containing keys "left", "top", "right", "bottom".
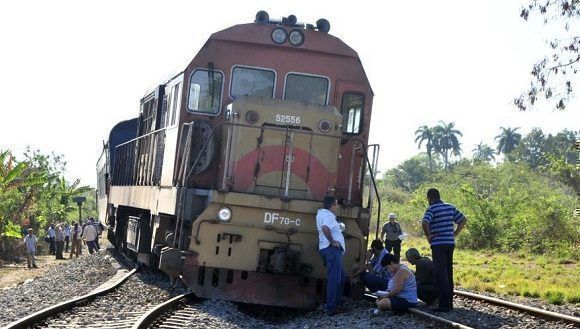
{"left": 472, "top": 142, "right": 496, "bottom": 162}
{"left": 515, "top": 1, "right": 579, "bottom": 110}
{"left": 415, "top": 125, "right": 436, "bottom": 172}
{"left": 495, "top": 127, "right": 522, "bottom": 156}
{"left": 433, "top": 121, "right": 463, "bottom": 170}
{"left": 513, "top": 128, "right": 547, "bottom": 169}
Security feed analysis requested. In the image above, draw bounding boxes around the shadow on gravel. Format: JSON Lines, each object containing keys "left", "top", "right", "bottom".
{"left": 235, "top": 302, "right": 310, "bottom": 324}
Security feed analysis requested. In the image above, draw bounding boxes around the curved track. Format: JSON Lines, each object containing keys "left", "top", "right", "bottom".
{"left": 4, "top": 268, "right": 137, "bottom": 329}
{"left": 131, "top": 292, "right": 197, "bottom": 329}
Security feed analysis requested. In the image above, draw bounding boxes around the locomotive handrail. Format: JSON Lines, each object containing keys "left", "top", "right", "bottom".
{"left": 116, "top": 126, "right": 167, "bottom": 148}
{"left": 361, "top": 143, "right": 382, "bottom": 240}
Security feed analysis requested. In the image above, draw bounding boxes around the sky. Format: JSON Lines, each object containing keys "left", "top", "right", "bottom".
{"left": 1, "top": 0, "right": 578, "bottom": 187}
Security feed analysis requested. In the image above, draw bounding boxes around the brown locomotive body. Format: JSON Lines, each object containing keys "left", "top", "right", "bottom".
{"left": 97, "top": 12, "right": 380, "bottom": 308}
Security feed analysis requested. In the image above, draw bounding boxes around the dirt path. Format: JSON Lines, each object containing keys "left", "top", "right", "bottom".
{"left": 0, "top": 236, "right": 108, "bottom": 290}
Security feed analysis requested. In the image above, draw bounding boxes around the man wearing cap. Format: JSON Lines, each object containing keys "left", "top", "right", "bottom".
{"left": 23, "top": 228, "right": 38, "bottom": 268}
{"left": 406, "top": 248, "right": 439, "bottom": 306}
{"left": 381, "top": 213, "right": 403, "bottom": 262}
{"left": 422, "top": 188, "right": 467, "bottom": 312}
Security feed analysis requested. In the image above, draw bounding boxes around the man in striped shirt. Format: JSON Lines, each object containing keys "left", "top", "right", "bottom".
{"left": 422, "top": 188, "right": 467, "bottom": 312}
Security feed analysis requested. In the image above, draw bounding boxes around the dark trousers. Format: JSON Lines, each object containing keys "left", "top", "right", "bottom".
{"left": 319, "top": 246, "right": 345, "bottom": 311}
{"left": 385, "top": 239, "right": 401, "bottom": 262}
{"left": 65, "top": 236, "right": 70, "bottom": 252}
{"left": 418, "top": 284, "right": 440, "bottom": 304}
{"left": 86, "top": 240, "right": 96, "bottom": 254}
{"left": 360, "top": 272, "right": 388, "bottom": 292}
{"left": 48, "top": 237, "right": 55, "bottom": 255}
{"left": 55, "top": 241, "right": 64, "bottom": 259}
{"left": 432, "top": 244, "right": 454, "bottom": 309}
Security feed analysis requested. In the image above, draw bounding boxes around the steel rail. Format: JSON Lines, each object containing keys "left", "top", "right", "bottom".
{"left": 4, "top": 268, "right": 137, "bottom": 329}
{"left": 454, "top": 289, "right": 580, "bottom": 326}
{"left": 364, "top": 293, "right": 473, "bottom": 329}
{"left": 131, "top": 292, "right": 196, "bottom": 329}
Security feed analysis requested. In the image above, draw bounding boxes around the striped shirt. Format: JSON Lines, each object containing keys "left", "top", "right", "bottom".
{"left": 422, "top": 200, "right": 465, "bottom": 246}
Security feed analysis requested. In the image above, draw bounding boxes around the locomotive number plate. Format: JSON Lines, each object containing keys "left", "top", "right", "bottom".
{"left": 264, "top": 212, "right": 302, "bottom": 226}
{"left": 275, "top": 114, "right": 301, "bottom": 124}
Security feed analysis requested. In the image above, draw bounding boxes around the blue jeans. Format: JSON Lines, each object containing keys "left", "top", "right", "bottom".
{"left": 319, "top": 246, "right": 345, "bottom": 311}
{"left": 360, "top": 272, "right": 388, "bottom": 292}
{"left": 86, "top": 240, "right": 97, "bottom": 254}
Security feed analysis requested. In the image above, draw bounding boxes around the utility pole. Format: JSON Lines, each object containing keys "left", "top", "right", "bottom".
{"left": 72, "top": 196, "right": 86, "bottom": 223}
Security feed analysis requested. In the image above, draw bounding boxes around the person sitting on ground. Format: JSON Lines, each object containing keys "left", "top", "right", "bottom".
{"left": 405, "top": 248, "right": 439, "bottom": 306}
{"left": 353, "top": 239, "right": 392, "bottom": 292}
{"left": 370, "top": 253, "right": 418, "bottom": 315}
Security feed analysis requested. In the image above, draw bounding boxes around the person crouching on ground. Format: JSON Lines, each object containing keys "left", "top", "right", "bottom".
{"left": 316, "top": 196, "right": 347, "bottom": 316}
{"left": 353, "top": 239, "right": 392, "bottom": 292}
{"left": 370, "top": 253, "right": 418, "bottom": 315}
{"left": 405, "top": 248, "right": 439, "bottom": 307}
{"left": 23, "top": 228, "right": 38, "bottom": 268}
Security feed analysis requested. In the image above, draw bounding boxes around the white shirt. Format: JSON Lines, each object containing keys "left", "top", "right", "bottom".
{"left": 316, "top": 208, "right": 346, "bottom": 253}
{"left": 82, "top": 224, "right": 97, "bottom": 241}
{"left": 47, "top": 227, "right": 55, "bottom": 238}
{"left": 24, "top": 234, "right": 37, "bottom": 252}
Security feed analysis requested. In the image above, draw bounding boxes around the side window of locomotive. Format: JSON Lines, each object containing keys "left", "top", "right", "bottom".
{"left": 187, "top": 69, "right": 223, "bottom": 114}
{"left": 341, "top": 93, "right": 364, "bottom": 134}
{"left": 230, "top": 66, "right": 275, "bottom": 98}
{"left": 284, "top": 73, "right": 329, "bottom": 106}
{"left": 168, "top": 82, "right": 181, "bottom": 126}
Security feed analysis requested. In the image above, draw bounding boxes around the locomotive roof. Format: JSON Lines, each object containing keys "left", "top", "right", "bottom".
{"left": 209, "top": 23, "right": 360, "bottom": 58}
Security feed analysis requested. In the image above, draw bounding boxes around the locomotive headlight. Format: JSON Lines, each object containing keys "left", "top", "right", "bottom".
{"left": 318, "top": 119, "right": 332, "bottom": 133}
{"left": 289, "top": 29, "right": 305, "bottom": 46}
{"left": 271, "top": 28, "right": 287, "bottom": 44}
{"left": 245, "top": 110, "right": 259, "bottom": 124}
{"left": 217, "top": 207, "right": 232, "bottom": 222}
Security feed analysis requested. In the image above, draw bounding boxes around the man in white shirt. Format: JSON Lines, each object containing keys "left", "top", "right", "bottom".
{"left": 82, "top": 220, "right": 98, "bottom": 254}
{"left": 23, "top": 228, "right": 38, "bottom": 268}
{"left": 316, "top": 196, "right": 346, "bottom": 315}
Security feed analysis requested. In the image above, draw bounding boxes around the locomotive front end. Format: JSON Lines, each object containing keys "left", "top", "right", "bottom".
{"left": 164, "top": 97, "right": 366, "bottom": 308}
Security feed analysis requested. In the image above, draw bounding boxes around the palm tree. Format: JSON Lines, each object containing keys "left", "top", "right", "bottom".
{"left": 415, "top": 125, "right": 435, "bottom": 171}
{"left": 495, "top": 127, "right": 522, "bottom": 155}
{"left": 472, "top": 142, "right": 496, "bottom": 162}
{"left": 433, "top": 121, "right": 463, "bottom": 170}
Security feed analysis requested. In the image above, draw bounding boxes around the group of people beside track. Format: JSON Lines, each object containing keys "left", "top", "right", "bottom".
{"left": 22, "top": 217, "right": 103, "bottom": 269}
{"left": 316, "top": 188, "right": 467, "bottom": 316}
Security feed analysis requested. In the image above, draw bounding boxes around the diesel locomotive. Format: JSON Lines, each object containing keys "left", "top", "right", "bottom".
{"left": 96, "top": 11, "right": 381, "bottom": 308}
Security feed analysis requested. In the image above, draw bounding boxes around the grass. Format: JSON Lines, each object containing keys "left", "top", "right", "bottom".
{"left": 397, "top": 237, "right": 580, "bottom": 305}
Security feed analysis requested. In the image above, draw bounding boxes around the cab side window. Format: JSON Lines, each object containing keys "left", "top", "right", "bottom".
{"left": 187, "top": 69, "right": 223, "bottom": 114}
{"left": 341, "top": 93, "right": 364, "bottom": 134}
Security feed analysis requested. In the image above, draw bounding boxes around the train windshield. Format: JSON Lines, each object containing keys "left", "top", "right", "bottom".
{"left": 188, "top": 69, "right": 223, "bottom": 114}
{"left": 230, "top": 66, "right": 275, "bottom": 98}
{"left": 284, "top": 73, "right": 329, "bottom": 105}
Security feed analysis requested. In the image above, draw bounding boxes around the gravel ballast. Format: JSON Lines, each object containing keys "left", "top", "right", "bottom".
{"left": 0, "top": 249, "right": 119, "bottom": 327}
{"left": 2, "top": 247, "right": 578, "bottom": 328}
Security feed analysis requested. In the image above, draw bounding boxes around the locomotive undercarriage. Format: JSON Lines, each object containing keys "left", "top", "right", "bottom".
{"left": 107, "top": 185, "right": 367, "bottom": 308}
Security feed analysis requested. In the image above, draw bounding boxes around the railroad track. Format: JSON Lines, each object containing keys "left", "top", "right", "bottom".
{"left": 365, "top": 289, "right": 580, "bottom": 328}
{"left": 131, "top": 293, "right": 197, "bottom": 329}
{"left": 3, "top": 269, "right": 186, "bottom": 329}
{"left": 4, "top": 268, "right": 137, "bottom": 329}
